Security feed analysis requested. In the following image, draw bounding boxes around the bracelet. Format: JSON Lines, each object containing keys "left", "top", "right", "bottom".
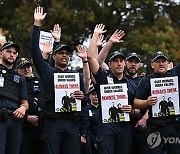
{"left": 83, "top": 60, "right": 88, "bottom": 63}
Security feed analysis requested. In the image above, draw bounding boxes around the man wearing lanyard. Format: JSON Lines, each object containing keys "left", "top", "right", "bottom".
{"left": 87, "top": 24, "right": 137, "bottom": 154}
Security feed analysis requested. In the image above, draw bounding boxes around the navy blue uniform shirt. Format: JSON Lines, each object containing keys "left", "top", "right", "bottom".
{"left": 0, "top": 67, "right": 28, "bottom": 109}
{"left": 95, "top": 67, "right": 136, "bottom": 107}
{"left": 125, "top": 75, "right": 142, "bottom": 87}
{"left": 30, "top": 26, "right": 86, "bottom": 99}
{"left": 135, "top": 63, "right": 180, "bottom": 119}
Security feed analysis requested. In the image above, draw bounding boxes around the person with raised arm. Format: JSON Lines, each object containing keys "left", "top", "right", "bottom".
{"left": 87, "top": 24, "right": 136, "bottom": 154}
{"left": 76, "top": 45, "right": 91, "bottom": 93}
{"left": 42, "top": 24, "right": 61, "bottom": 66}
{"left": 97, "top": 29, "right": 125, "bottom": 71}
{"left": 30, "top": 6, "right": 86, "bottom": 154}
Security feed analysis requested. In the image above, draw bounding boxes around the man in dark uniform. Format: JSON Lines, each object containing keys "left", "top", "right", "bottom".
{"left": 81, "top": 84, "right": 101, "bottom": 154}
{"left": 87, "top": 85, "right": 101, "bottom": 154}
{"left": 108, "top": 102, "right": 117, "bottom": 122}
{"left": 159, "top": 96, "right": 168, "bottom": 116}
{"left": 16, "top": 58, "right": 44, "bottom": 154}
{"left": 61, "top": 91, "right": 71, "bottom": 112}
{"left": 30, "top": 7, "right": 86, "bottom": 154}
{"left": 0, "top": 42, "right": 29, "bottom": 154}
{"left": 134, "top": 51, "right": 180, "bottom": 154}
{"left": 125, "top": 52, "right": 150, "bottom": 154}
{"left": 125, "top": 52, "right": 142, "bottom": 86}
{"left": 88, "top": 24, "right": 136, "bottom": 154}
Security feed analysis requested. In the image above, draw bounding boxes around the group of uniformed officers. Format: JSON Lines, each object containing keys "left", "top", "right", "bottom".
{"left": 0, "top": 6, "right": 179, "bottom": 154}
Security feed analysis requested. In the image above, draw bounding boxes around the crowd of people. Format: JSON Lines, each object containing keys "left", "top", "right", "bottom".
{"left": 0, "top": 6, "right": 180, "bottom": 154}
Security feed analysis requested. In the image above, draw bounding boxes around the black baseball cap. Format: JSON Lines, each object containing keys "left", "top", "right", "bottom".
{"left": 15, "top": 58, "right": 33, "bottom": 69}
{"left": 152, "top": 51, "right": 168, "bottom": 62}
{"left": 88, "top": 85, "right": 96, "bottom": 95}
{"left": 1, "top": 41, "right": 20, "bottom": 53}
{"left": 108, "top": 51, "right": 125, "bottom": 61}
{"left": 54, "top": 44, "right": 72, "bottom": 54}
{"left": 126, "top": 52, "right": 141, "bottom": 62}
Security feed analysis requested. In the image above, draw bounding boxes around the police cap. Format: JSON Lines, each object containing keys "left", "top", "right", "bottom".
{"left": 1, "top": 41, "right": 20, "bottom": 53}
{"left": 16, "top": 58, "right": 33, "bottom": 69}
{"left": 108, "top": 51, "right": 125, "bottom": 62}
{"left": 54, "top": 44, "right": 72, "bottom": 55}
{"left": 152, "top": 51, "right": 168, "bottom": 62}
{"left": 126, "top": 52, "right": 141, "bottom": 62}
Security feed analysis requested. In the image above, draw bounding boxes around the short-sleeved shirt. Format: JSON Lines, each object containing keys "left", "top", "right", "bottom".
{"left": 95, "top": 68, "right": 136, "bottom": 107}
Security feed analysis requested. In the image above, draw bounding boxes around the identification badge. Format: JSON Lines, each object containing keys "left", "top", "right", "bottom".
{"left": 89, "top": 110, "right": 93, "bottom": 116}
{"left": 0, "top": 76, "right": 4, "bottom": 87}
{"left": 14, "top": 75, "right": 20, "bottom": 83}
{"left": 107, "top": 76, "right": 114, "bottom": 84}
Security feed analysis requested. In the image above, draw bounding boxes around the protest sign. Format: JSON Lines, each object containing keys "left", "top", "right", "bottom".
{"left": 100, "top": 83, "right": 130, "bottom": 123}
{"left": 151, "top": 76, "right": 180, "bottom": 117}
{"left": 54, "top": 73, "right": 80, "bottom": 112}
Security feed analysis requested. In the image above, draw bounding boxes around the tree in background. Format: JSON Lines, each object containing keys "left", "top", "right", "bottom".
{"left": 0, "top": 0, "right": 179, "bottom": 72}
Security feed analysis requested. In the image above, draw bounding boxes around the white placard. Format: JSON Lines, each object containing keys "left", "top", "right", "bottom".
{"left": 100, "top": 83, "right": 130, "bottom": 123}
{"left": 39, "top": 31, "right": 54, "bottom": 51}
{"left": 151, "top": 76, "right": 180, "bottom": 117}
{"left": 54, "top": 73, "right": 81, "bottom": 112}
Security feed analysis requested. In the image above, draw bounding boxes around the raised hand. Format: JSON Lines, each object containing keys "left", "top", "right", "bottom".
{"left": 97, "top": 34, "right": 105, "bottom": 47}
{"left": 109, "top": 29, "right": 125, "bottom": 44}
{"left": 94, "top": 24, "right": 107, "bottom": 35}
{"left": 50, "top": 24, "right": 61, "bottom": 42}
{"left": 34, "top": 6, "right": 47, "bottom": 26}
{"left": 42, "top": 41, "right": 53, "bottom": 59}
{"left": 76, "top": 45, "right": 87, "bottom": 61}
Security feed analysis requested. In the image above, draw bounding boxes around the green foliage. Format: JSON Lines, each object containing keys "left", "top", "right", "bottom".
{"left": 124, "top": 16, "right": 180, "bottom": 65}
{"left": 0, "top": 0, "right": 179, "bottom": 69}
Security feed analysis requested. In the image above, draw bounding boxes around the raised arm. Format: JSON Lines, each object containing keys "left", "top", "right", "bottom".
{"left": 97, "top": 29, "right": 125, "bottom": 69}
{"left": 41, "top": 41, "right": 53, "bottom": 60}
{"left": 76, "top": 45, "right": 91, "bottom": 93}
{"left": 31, "top": 6, "right": 53, "bottom": 84}
{"left": 95, "top": 34, "right": 109, "bottom": 70}
{"left": 87, "top": 24, "right": 107, "bottom": 76}
{"left": 50, "top": 24, "right": 61, "bottom": 43}
{"left": 34, "top": 6, "right": 47, "bottom": 26}
{"left": 42, "top": 24, "right": 61, "bottom": 59}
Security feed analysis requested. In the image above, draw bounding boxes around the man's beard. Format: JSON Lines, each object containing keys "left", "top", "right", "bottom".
{"left": 126, "top": 68, "right": 137, "bottom": 76}
{"left": 2, "top": 57, "right": 14, "bottom": 65}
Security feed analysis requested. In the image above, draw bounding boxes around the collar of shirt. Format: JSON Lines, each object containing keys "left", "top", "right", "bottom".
{"left": 89, "top": 104, "right": 99, "bottom": 109}
{"left": 54, "top": 67, "right": 70, "bottom": 73}
{"left": 153, "top": 70, "right": 172, "bottom": 78}
{"left": 109, "top": 71, "right": 128, "bottom": 83}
